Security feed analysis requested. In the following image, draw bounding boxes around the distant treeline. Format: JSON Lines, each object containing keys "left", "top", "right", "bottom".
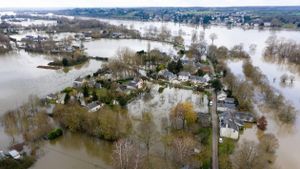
{"left": 57, "top": 7, "right": 300, "bottom": 28}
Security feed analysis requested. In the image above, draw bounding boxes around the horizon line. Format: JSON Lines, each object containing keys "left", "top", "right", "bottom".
{"left": 1, "top": 5, "right": 300, "bottom": 10}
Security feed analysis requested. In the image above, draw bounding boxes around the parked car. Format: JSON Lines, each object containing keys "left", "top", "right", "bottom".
{"left": 209, "top": 101, "right": 213, "bottom": 106}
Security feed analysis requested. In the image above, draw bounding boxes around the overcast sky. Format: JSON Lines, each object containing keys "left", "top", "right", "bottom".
{"left": 1, "top": 0, "right": 300, "bottom": 8}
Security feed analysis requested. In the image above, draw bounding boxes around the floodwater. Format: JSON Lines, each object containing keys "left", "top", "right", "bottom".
{"left": 1, "top": 14, "right": 300, "bottom": 168}
{"left": 0, "top": 37, "right": 173, "bottom": 168}
{"left": 84, "top": 39, "right": 176, "bottom": 57}
{"left": 128, "top": 84, "right": 208, "bottom": 128}
{"left": 98, "top": 18, "right": 300, "bottom": 168}
{"left": 31, "top": 132, "right": 113, "bottom": 169}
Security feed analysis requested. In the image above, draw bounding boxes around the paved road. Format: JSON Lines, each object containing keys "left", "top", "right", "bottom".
{"left": 208, "top": 60, "right": 219, "bottom": 169}
{"left": 211, "top": 91, "right": 219, "bottom": 169}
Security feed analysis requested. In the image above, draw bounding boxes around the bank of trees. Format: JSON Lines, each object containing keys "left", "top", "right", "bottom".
{"left": 242, "top": 60, "right": 296, "bottom": 123}
{"left": 1, "top": 95, "right": 52, "bottom": 143}
{"left": 111, "top": 101, "right": 201, "bottom": 169}
{"left": 104, "top": 47, "right": 171, "bottom": 79}
{"left": 223, "top": 68, "right": 254, "bottom": 112}
{"left": 264, "top": 35, "right": 300, "bottom": 65}
{"left": 54, "top": 17, "right": 140, "bottom": 38}
{"left": 53, "top": 103, "right": 132, "bottom": 141}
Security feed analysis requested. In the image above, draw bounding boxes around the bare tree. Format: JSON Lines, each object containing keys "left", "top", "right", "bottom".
{"left": 231, "top": 140, "right": 268, "bottom": 169}
{"left": 112, "top": 139, "right": 144, "bottom": 169}
{"left": 172, "top": 136, "right": 197, "bottom": 166}
{"left": 191, "top": 30, "right": 198, "bottom": 44}
{"left": 259, "top": 133, "right": 279, "bottom": 154}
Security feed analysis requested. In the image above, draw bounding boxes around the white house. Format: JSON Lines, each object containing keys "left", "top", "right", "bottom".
{"left": 220, "top": 123, "right": 239, "bottom": 140}
{"left": 73, "top": 77, "right": 86, "bottom": 88}
{"left": 203, "top": 74, "right": 211, "bottom": 82}
{"left": 56, "top": 93, "right": 66, "bottom": 104}
{"left": 178, "top": 71, "right": 190, "bottom": 81}
{"left": 189, "top": 75, "right": 206, "bottom": 84}
{"left": 219, "top": 112, "right": 239, "bottom": 140}
{"left": 46, "top": 93, "right": 57, "bottom": 100}
{"left": 158, "top": 70, "right": 177, "bottom": 81}
{"left": 8, "top": 150, "right": 21, "bottom": 160}
{"left": 217, "top": 91, "right": 227, "bottom": 101}
{"left": 217, "top": 103, "right": 236, "bottom": 112}
{"left": 87, "top": 101, "right": 102, "bottom": 113}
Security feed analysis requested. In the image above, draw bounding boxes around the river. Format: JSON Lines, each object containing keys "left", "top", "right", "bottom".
{"left": 1, "top": 15, "right": 300, "bottom": 168}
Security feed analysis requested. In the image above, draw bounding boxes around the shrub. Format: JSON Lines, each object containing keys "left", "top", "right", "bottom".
{"left": 158, "top": 86, "right": 165, "bottom": 93}
{"left": 48, "top": 128, "right": 63, "bottom": 140}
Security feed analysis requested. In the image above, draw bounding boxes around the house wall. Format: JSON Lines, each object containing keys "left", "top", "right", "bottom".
{"left": 178, "top": 75, "right": 189, "bottom": 81}
{"left": 220, "top": 127, "right": 239, "bottom": 140}
{"left": 88, "top": 105, "right": 101, "bottom": 113}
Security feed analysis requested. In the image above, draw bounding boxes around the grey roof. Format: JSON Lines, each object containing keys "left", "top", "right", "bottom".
{"left": 178, "top": 71, "right": 191, "bottom": 77}
{"left": 218, "top": 103, "right": 236, "bottom": 110}
{"left": 74, "top": 77, "right": 85, "bottom": 83}
{"left": 224, "top": 98, "right": 235, "bottom": 104}
{"left": 47, "top": 93, "right": 57, "bottom": 99}
{"left": 127, "top": 80, "right": 138, "bottom": 88}
{"left": 162, "top": 71, "right": 176, "bottom": 79}
{"left": 234, "top": 112, "right": 256, "bottom": 123}
{"left": 86, "top": 101, "right": 100, "bottom": 110}
{"left": 189, "top": 75, "right": 206, "bottom": 83}
{"left": 219, "top": 112, "right": 239, "bottom": 131}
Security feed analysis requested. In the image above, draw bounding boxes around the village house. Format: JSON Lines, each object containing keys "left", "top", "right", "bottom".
{"left": 46, "top": 93, "right": 57, "bottom": 101}
{"left": 95, "top": 82, "right": 102, "bottom": 89}
{"left": 73, "top": 77, "right": 86, "bottom": 88}
{"left": 224, "top": 97, "right": 235, "bottom": 104}
{"left": 86, "top": 101, "right": 102, "bottom": 113}
{"left": 158, "top": 69, "right": 177, "bottom": 81}
{"left": 8, "top": 150, "right": 21, "bottom": 160}
{"left": 76, "top": 92, "right": 86, "bottom": 106}
{"left": 234, "top": 112, "right": 256, "bottom": 123}
{"left": 219, "top": 112, "right": 239, "bottom": 140}
{"left": 178, "top": 71, "right": 190, "bottom": 81}
{"left": 217, "top": 91, "right": 227, "bottom": 101}
{"left": 189, "top": 75, "right": 207, "bottom": 84}
{"left": 126, "top": 79, "right": 144, "bottom": 90}
{"left": 56, "top": 93, "right": 66, "bottom": 104}
{"left": 217, "top": 102, "right": 237, "bottom": 112}
{"left": 203, "top": 74, "right": 211, "bottom": 82}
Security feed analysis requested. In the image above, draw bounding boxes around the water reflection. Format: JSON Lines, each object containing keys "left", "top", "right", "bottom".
{"left": 128, "top": 84, "right": 208, "bottom": 129}
{"left": 31, "top": 132, "right": 113, "bottom": 169}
